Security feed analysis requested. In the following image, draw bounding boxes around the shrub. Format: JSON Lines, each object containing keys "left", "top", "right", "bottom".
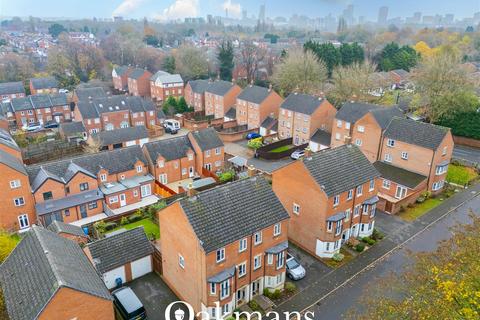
{"left": 104, "top": 222, "right": 117, "bottom": 231}
{"left": 120, "top": 217, "right": 129, "bottom": 226}
{"left": 219, "top": 170, "right": 234, "bottom": 182}
{"left": 263, "top": 288, "right": 270, "bottom": 297}
{"left": 248, "top": 300, "right": 261, "bottom": 312}
{"left": 332, "top": 252, "right": 345, "bottom": 262}
{"left": 372, "top": 229, "right": 384, "bottom": 240}
{"left": 361, "top": 237, "right": 376, "bottom": 246}
{"left": 128, "top": 213, "right": 143, "bottom": 223}
{"left": 247, "top": 137, "right": 263, "bottom": 150}
{"left": 421, "top": 191, "right": 432, "bottom": 199}
{"left": 270, "top": 289, "right": 281, "bottom": 300}
{"left": 355, "top": 243, "right": 365, "bottom": 252}
{"left": 285, "top": 282, "right": 297, "bottom": 294}
{"left": 416, "top": 197, "right": 426, "bottom": 203}
{"left": 94, "top": 221, "right": 107, "bottom": 234}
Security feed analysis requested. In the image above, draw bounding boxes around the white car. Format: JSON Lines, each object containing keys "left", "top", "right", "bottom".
{"left": 290, "top": 149, "right": 305, "bottom": 160}
{"left": 59, "top": 89, "right": 69, "bottom": 94}
{"left": 164, "top": 119, "right": 181, "bottom": 134}
{"left": 286, "top": 253, "right": 306, "bottom": 280}
{"left": 23, "top": 122, "right": 43, "bottom": 132}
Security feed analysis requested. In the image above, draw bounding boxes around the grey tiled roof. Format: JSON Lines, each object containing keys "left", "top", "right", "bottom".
{"left": 157, "top": 109, "right": 166, "bottom": 119}
{"left": 179, "top": 177, "right": 290, "bottom": 253}
{"left": 88, "top": 227, "right": 153, "bottom": 274}
{"left": 74, "top": 87, "right": 107, "bottom": 101}
{"left": 303, "top": 145, "right": 380, "bottom": 197}
{"left": 91, "top": 126, "right": 148, "bottom": 147}
{"left": 129, "top": 68, "right": 150, "bottom": 80}
{"left": 10, "top": 97, "right": 32, "bottom": 111}
{"left": 265, "top": 241, "right": 288, "bottom": 254}
{"left": 225, "top": 107, "right": 236, "bottom": 119}
{"left": 261, "top": 116, "right": 277, "bottom": 130}
{"left": 76, "top": 100, "right": 99, "bottom": 119}
{"left": 373, "top": 161, "right": 427, "bottom": 189}
{"left": 207, "top": 266, "right": 236, "bottom": 283}
{"left": 143, "top": 136, "right": 192, "bottom": 161}
{"left": 47, "top": 220, "right": 89, "bottom": 238}
{"left": 29, "top": 94, "right": 52, "bottom": 109}
{"left": 335, "top": 102, "right": 382, "bottom": 123}
{"left": 280, "top": 93, "right": 325, "bottom": 115}
{"left": 0, "top": 149, "right": 26, "bottom": 175}
{"left": 30, "top": 77, "right": 59, "bottom": 90}
{"left": 189, "top": 127, "right": 224, "bottom": 151}
{"left": 35, "top": 189, "right": 103, "bottom": 215}
{"left": 188, "top": 79, "right": 210, "bottom": 93}
{"left": 60, "top": 121, "right": 86, "bottom": 135}
{"left": 76, "top": 95, "right": 155, "bottom": 119}
{"left": 151, "top": 71, "right": 183, "bottom": 84}
{"left": 310, "top": 129, "right": 331, "bottom": 146}
{"left": 113, "top": 65, "right": 131, "bottom": 77}
{"left": 26, "top": 146, "right": 147, "bottom": 188}
{"left": 48, "top": 93, "right": 68, "bottom": 106}
{"left": 0, "top": 226, "right": 111, "bottom": 320}
{"left": 0, "top": 129, "right": 20, "bottom": 151}
{"left": 0, "top": 81, "right": 25, "bottom": 95}
{"left": 237, "top": 85, "right": 271, "bottom": 104}
{"left": 384, "top": 117, "right": 449, "bottom": 150}
{"left": 369, "top": 107, "right": 404, "bottom": 129}
{"left": 326, "top": 211, "right": 346, "bottom": 222}
{"left": 205, "top": 80, "right": 236, "bottom": 96}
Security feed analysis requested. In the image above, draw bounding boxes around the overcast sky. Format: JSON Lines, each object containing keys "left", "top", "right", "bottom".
{"left": 1, "top": 0, "right": 479, "bottom": 21}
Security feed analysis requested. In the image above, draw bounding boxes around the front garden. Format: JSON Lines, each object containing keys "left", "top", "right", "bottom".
{"left": 398, "top": 197, "right": 443, "bottom": 222}
{"left": 446, "top": 163, "right": 479, "bottom": 186}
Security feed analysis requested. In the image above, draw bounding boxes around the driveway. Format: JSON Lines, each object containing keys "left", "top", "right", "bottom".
{"left": 128, "top": 272, "right": 179, "bottom": 320}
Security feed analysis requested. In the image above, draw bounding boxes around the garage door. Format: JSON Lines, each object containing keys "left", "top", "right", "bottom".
{"left": 103, "top": 266, "right": 126, "bottom": 289}
{"left": 131, "top": 255, "right": 152, "bottom": 279}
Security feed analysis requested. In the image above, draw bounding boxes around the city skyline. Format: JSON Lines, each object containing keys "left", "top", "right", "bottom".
{"left": 1, "top": 0, "right": 479, "bottom": 22}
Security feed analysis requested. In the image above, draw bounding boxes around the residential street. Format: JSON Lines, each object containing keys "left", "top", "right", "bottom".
{"left": 453, "top": 145, "right": 480, "bottom": 165}
{"left": 275, "top": 183, "right": 480, "bottom": 319}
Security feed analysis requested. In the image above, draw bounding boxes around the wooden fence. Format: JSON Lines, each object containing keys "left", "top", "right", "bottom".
{"left": 22, "top": 140, "right": 84, "bottom": 164}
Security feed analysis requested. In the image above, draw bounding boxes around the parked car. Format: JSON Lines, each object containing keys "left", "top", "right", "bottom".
{"left": 59, "top": 89, "right": 69, "bottom": 94}
{"left": 44, "top": 121, "right": 59, "bottom": 129}
{"left": 112, "top": 286, "right": 147, "bottom": 320}
{"left": 246, "top": 132, "right": 261, "bottom": 140}
{"left": 22, "top": 122, "right": 42, "bottom": 132}
{"left": 286, "top": 253, "right": 306, "bottom": 280}
{"left": 164, "top": 119, "right": 180, "bottom": 134}
{"left": 290, "top": 149, "right": 305, "bottom": 160}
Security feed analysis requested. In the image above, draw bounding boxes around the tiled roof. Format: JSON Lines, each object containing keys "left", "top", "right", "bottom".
{"left": 157, "top": 109, "right": 166, "bottom": 119}
{"left": 188, "top": 79, "right": 210, "bottom": 93}
{"left": 179, "top": 177, "right": 289, "bottom": 253}
{"left": 76, "top": 95, "right": 155, "bottom": 119}
{"left": 47, "top": 220, "right": 89, "bottom": 238}
{"left": 302, "top": 145, "right": 380, "bottom": 197}
{"left": 335, "top": 102, "right": 382, "bottom": 123}
{"left": 237, "top": 85, "right": 272, "bottom": 104}
{"left": 87, "top": 227, "right": 153, "bottom": 274}
{"left": 151, "top": 71, "right": 183, "bottom": 84}
{"left": 374, "top": 161, "right": 427, "bottom": 189}
{"left": 310, "top": 129, "right": 331, "bottom": 146}
{"left": 48, "top": 93, "right": 68, "bottom": 106}
{"left": 0, "top": 81, "right": 25, "bottom": 95}
{"left": 29, "top": 94, "right": 52, "bottom": 109}
{"left": 384, "top": 117, "right": 449, "bottom": 150}
{"left": 30, "top": 77, "right": 58, "bottom": 90}
{"left": 369, "top": 107, "right": 404, "bottom": 129}
{"left": 60, "top": 121, "right": 86, "bottom": 135}
{"left": 261, "top": 116, "right": 277, "bottom": 130}
{"left": 129, "top": 68, "right": 150, "bottom": 80}
{"left": 143, "top": 136, "right": 192, "bottom": 161}
{"left": 91, "top": 126, "right": 148, "bottom": 147}
{"left": 225, "top": 107, "right": 236, "bottom": 119}
{"left": 10, "top": 97, "right": 32, "bottom": 111}
{"left": 205, "top": 80, "right": 236, "bottom": 96}
{"left": 0, "top": 226, "right": 111, "bottom": 320}
{"left": 0, "top": 149, "right": 26, "bottom": 175}
{"left": 0, "top": 128, "right": 20, "bottom": 151}
{"left": 189, "top": 127, "right": 224, "bottom": 151}
{"left": 74, "top": 87, "right": 107, "bottom": 101}
{"left": 113, "top": 66, "right": 131, "bottom": 77}
{"left": 35, "top": 189, "right": 103, "bottom": 215}
{"left": 280, "top": 93, "right": 325, "bottom": 115}
{"left": 26, "top": 146, "right": 147, "bottom": 188}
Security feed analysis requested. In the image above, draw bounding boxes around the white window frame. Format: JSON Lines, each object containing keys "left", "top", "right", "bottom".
{"left": 136, "top": 165, "right": 143, "bottom": 173}
{"left": 253, "top": 254, "right": 262, "bottom": 270}
{"left": 215, "top": 147, "right": 221, "bottom": 155}
{"left": 333, "top": 195, "right": 340, "bottom": 206}
{"left": 293, "top": 203, "right": 300, "bottom": 215}
{"left": 220, "top": 280, "right": 230, "bottom": 300}
{"left": 382, "top": 179, "right": 391, "bottom": 189}
{"left": 273, "top": 223, "right": 281, "bottom": 236}
{"left": 327, "top": 221, "right": 333, "bottom": 232}
{"left": 216, "top": 248, "right": 225, "bottom": 263}
{"left": 401, "top": 151, "right": 408, "bottom": 160}
{"left": 384, "top": 153, "right": 392, "bottom": 162}
{"left": 369, "top": 179, "right": 375, "bottom": 191}
{"left": 395, "top": 185, "right": 407, "bottom": 199}
{"left": 387, "top": 139, "right": 395, "bottom": 147}
{"left": 109, "top": 196, "right": 119, "bottom": 204}
{"left": 10, "top": 180, "right": 21, "bottom": 189}
{"left": 100, "top": 174, "right": 107, "bottom": 182}
{"left": 276, "top": 251, "right": 285, "bottom": 269}
{"left": 267, "top": 253, "right": 273, "bottom": 265}
{"left": 14, "top": 197, "right": 25, "bottom": 207}
{"left": 356, "top": 185, "right": 363, "bottom": 197}
{"left": 238, "top": 262, "right": 247, "bottom": 277}
{"left": 254, "top": 231, "right": 262, "bottom": 245}
{"left": 18, "top": 214, "right": 29, "bottom": 229}
{"left": 336, "top": 120, "right": 342, "bottom": 128}
{"left": 347, "top": 189, "right": 353, "bottom": 200}
{"left": 335, "top": 220, "right": 343, "bottom": 236}
{"left": 355, "top": 138, "right": 362, "bottom": 146}
{"left": 210, "top": 282, "right": 216, "bottom": 295}
{"left": 179, "top": 254, "right": 185, "bottom": 269}
{"left": 357, "top": 125, "right": 365, "bottom": 133}
{"left": 239, "top": 238, "right": 247, "bottom": 252}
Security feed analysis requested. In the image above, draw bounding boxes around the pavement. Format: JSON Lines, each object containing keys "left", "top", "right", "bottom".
{"left": 453, "top": 145, "right": 480, "bottom": 166}
{"left": 274, "top": 182, "right": 480, "bottom": 318}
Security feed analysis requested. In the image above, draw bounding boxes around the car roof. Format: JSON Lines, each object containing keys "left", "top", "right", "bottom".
{"left": 112, "top": 287, "right": 144, "bottom": 314}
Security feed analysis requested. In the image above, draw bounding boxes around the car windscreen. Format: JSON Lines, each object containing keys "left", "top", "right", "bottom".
{"left": 287, "top": 259, "right": 300, "bottom": 269}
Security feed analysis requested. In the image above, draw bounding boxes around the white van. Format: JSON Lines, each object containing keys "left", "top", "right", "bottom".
{"left": 164, "top": 119, "right": 181, "bottom": 134}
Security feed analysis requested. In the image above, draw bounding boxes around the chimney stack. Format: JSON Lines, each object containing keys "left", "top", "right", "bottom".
{"left": 187, "top": 182, "right": 197, "bottom": 197}
{"left": 247, "top": 165, "right": 256, "bottom": 177}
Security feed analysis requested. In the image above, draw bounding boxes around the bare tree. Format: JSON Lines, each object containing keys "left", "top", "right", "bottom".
{"left": 238, "top": 41, "right": 266, "bottom": 83}
{"left": 174, "top": 45, "right": 209, "bottom": 81}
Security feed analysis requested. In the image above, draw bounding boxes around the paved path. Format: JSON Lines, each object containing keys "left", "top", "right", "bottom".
{"left": 453, "top": 145, "right": 480, "bottom": 165}
{"left": 275, "top": 183, "right": 480, "bottom": 318}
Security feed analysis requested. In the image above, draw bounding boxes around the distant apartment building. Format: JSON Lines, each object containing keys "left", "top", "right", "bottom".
{"left": 127, "top": 68, "right": 152, "bottom": 97}
{"left": 159, "top": 177, "right": 289, "bottom": 318}
{"left": 236, "top": 85, "right": 283, "bottom": 130}
{"left": 204, "top": 80, "right": 242, "bottom": 119}
{"left": 272, "top": 145, "right": 380, "bottom": 258}
{"left": 277, "top": 93, "right": 337, "bottom": 145}
{"left": 150, "top": 71, "right": 184, "bottom": 102}
{"left": 29, "top": 77, "right": 59, "bottom": 95}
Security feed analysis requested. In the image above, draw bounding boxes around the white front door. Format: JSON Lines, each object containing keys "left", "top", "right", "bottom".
{"left": 55, "top": 115, "right": 61, "bottom": 123}
{"left": 159, "top": 174, "right": 168, "bottom": 184}
{"left": 189, "top": 166, "right": 194, "bottom": 178}
{"left": 120, "top": 194, "right": 126, "bottom": 207}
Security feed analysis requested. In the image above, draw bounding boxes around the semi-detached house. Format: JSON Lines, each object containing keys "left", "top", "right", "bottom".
{"left": 236, "top": 85, "right": 283, "bottom": 130}
{"left": 272, "top": 145, "right": 380, "bottom": 258}
{"left": 159, "top": 177, "right": 290, "bottom": 318}
{"left": 204, "top": 80, "right": 242, "bottom": 119}
{"left": 185, "top": 79, "right": 210, "bottom": 112}
{"left": 150, "top": 71, "right": 184, "bottom": 102}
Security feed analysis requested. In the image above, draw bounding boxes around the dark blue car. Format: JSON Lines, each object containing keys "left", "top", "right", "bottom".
{"left": 246, "top": 132, "right": 261, "bottom": 140}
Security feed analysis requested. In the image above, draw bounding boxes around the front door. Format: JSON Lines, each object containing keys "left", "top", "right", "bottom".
{"left": 55, "top": 115, "right": 61, "bottom": 123}
{"left": 79, "top": 205, "right": 87, "bottom": 219}
{"left": 385, "top": 201, "right": 393, "bottom": 214}
{"left": 120, "top": 194, "right": 127, "bottom": 207}
{"left": 189, "top": 166, "right": 194, "bottom": 178}
{"left": 351, "top": 224, "right": 358, "bottom": 238}
{"left": 159, "top": 174, "right": 168, "bottom": 184}
{"left": 251, "top": 280, "right": 260, "bottom": 297}
{"left": 205, "top": 163, "right": 212, "bottom": 171}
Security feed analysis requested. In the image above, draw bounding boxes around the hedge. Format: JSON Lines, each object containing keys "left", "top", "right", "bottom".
{"left": 436, "top": 112, "right": 480, "bottom": 140}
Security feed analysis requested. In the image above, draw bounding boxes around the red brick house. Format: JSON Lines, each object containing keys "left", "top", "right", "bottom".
{"left": 236, "top": 85, "right": 283, "bottom": 130}
{"left": 0, "top": 81, "right": 25, "bottom": 103}
{"left": 159, "top": 177, "right": 290, "bottom": 317}
{"left": 29, "top": 77, "right": 59, "bottom": 95}
{"left": 277, "top": 93, "right": 337, "bottom": 145}
{"left": 0, "top": 225, "right": 114, "bottom": 320}
{"left": 184, "top": 79, "right": 210, "bottom": 112}
{"left": 272, "top": 145, "right": 380, "bottom": 258}
{"left": 204, "top": 80, "right": 242, "bottom": 119}
{"left": 150, "top": 71, "right": 184, "bottom": 102}
{"left": 112, "top": 65, "right": 133, "bottom": 92}
{"left": 127, "top": 68, "right": 152, "bottom": 97}
{"left": 188, "top": 127, "right": 225, "bottom": 174}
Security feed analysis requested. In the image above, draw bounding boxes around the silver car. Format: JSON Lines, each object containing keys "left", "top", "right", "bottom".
{"left": 286, "top": 253, "right": 306, "bottom": 280}
{"left": 290, "top": 149, "right": 305, "bottom": 160}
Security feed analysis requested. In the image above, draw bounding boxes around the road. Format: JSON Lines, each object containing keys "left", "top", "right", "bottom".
{"left": 308, "top": 191, "right": 480, "bottom": 320}
{"left": 453, "top": 145, "right": 480, "bottom": 165}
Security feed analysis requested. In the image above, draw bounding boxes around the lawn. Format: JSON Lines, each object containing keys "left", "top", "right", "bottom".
{"left": 107, "top": 218, "right": 160, "bottom": 239}
{"left": 398, "top": 198, "right": 443, "bottom": 222}
{"left": 446, "top": 164, "right": 478, "bottom": 186}
{"left": 269, "top": 145, "right": 292, "bottom": 153}
{"left": 320, "top": 247, "right": 355, "bottom": 268}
